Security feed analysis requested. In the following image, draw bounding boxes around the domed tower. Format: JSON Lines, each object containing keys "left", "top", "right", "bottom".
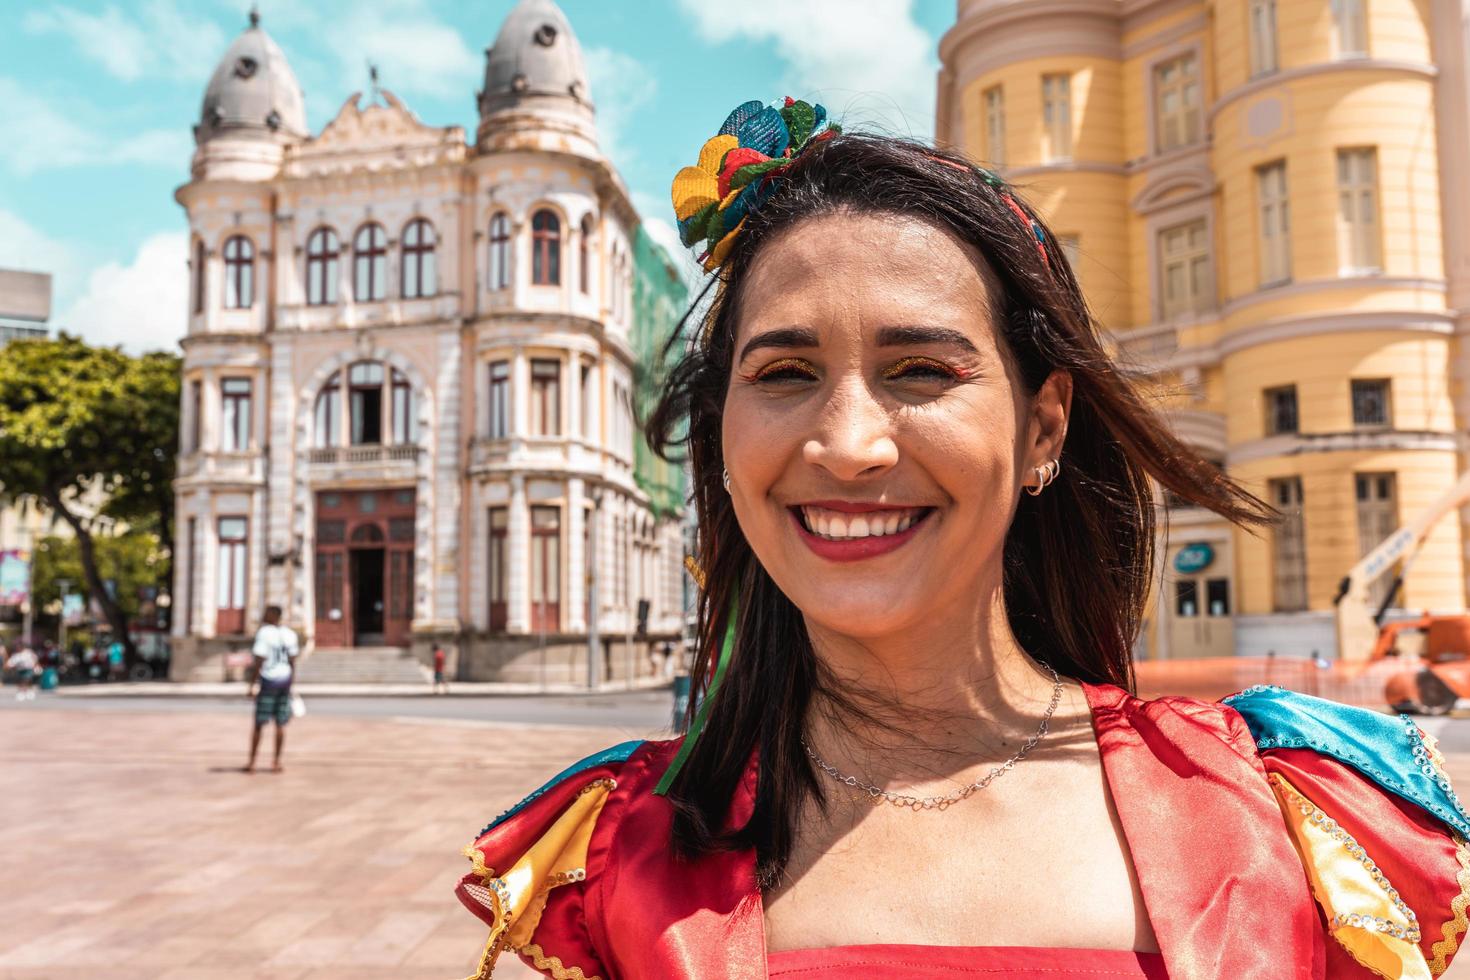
{"left": 476, "top": 0, "right": 598, "bottom": 158}
{"left": 191, "top": 9, "right": 307, "bottom": 180}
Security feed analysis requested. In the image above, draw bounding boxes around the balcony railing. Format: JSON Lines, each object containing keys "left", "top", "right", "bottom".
{"left": 307, "top": 445, "right": 423, "bottom": 465}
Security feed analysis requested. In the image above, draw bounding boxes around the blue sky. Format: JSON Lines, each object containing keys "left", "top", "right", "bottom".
{"left": 0, "top": 0, "right": 954, "bottom": 352}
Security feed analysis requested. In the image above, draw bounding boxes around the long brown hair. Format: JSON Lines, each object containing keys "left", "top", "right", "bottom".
{"left": 644, "top": 133, "right": 1270, "bottom": 884}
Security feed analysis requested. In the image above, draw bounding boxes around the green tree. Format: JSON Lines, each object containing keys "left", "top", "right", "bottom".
{"left": 31, "top": 531, "right": 166, "bottom": 622}
{"left": 0, "top": 335, "right": 180, "bottom": 658}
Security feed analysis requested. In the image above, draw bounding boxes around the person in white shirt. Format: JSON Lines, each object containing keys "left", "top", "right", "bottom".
{"left": 245, "top": 605, "right": 299, "bottom": 773}
{"left": 7, "top": 644, "right": 38, "bottom": 701}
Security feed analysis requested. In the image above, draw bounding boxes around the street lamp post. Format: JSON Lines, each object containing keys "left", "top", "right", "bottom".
{"left": 56, "top": 578, "right": 72, "bottom": 657}
{"left": 586, "top": 485, "right": 604, "bottom": 689}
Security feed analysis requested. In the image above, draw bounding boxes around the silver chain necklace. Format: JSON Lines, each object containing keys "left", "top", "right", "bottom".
{"left": 801, "top": 662, "right": 1063, "bottom": 812}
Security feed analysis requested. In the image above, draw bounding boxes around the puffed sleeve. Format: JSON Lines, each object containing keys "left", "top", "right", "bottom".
{"left": 1226, "top": 686, "right": 1470, "bottom": 979}
{"left": 455, "top": 740, "right": 642, "bottom": 980}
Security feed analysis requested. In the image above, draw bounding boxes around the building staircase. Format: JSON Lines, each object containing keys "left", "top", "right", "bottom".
{"left": 293, "top": 647, "right": 430, "bottom": 685}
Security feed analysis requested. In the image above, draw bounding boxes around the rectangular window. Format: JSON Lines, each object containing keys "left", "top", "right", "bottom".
{"left": 488, "top": 360, "right": 510, "bottom": 439}
{"left": 1336, "top": 148, "right": 1381, "bottom": 272}
{"left": 489, "top": 506, "right": 508, "bottom": 630}
{"left": 1158, "top": 219, "right": 1211, "bottom": 318}
{"left": 1333, "top": 0, "right": 1367, "bottom": 57}
{"left": 314, "top": 550, "right": 343, "bottom": 625}
{"left": 1206, "top": 578, "right": 1231, "bottom": 617}
{"left": 1249, "top": 0, "right": 1279, "bottom": 77}
{"left": 1351, "top": 378, "right": 1391, "bottom": 428}
{"left": 1256, "top": 160, "right": 1291, "bottom": 285}
{"left": 530, "top": 358, "right": 561, "bottom": 436}
{"left": 349, "top": 362, "right": 384, "bottom": 446}
{"left": 1356, "top": 472, "right": 1398, "bottom": 609}
{"left": 1269, "top": 477, "right": 1307, "bottom": 612}
{"left": 580, "top": 363, "right": 593, "bottom": 439}
{"left": 184, "top": 516, "right": 196, "bottom": 634}
{"left": 390, "top": 369, "right": 415, "bottom": 445}
{"left": 1264, "top": 384, "right": 1299, "bottom": 435}
{"left": 216, "top": 516, "right": 248, "bottom": 633}
{"left": 530, "top": 506, "right": 561, "bottom": 632}
{"left": 188, "top": 379, "right": 202, "bottom": 452}
{"left": 192, "top": 239, "right": 206, "bottom": 315}
{"left": 1042, "top": 73, "right": 1072, "bottom": 161}
{"left": 1154, "top": 52, "right": 1201, "bottom": 153}
{"left": 1174, "top": 579, "right": 1199, "bottom": 617}
{"left": 983, "top": 85, "right": 1005, "bottom": 167}
{"left": 220, "top": 377, "right": 252, "bottom": 452}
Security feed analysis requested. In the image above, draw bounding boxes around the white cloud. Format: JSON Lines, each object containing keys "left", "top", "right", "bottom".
{"left": 674, "top": 0, "right": 938, "bottom": 139}
{"left": 0, "top": 78, "right": 188, "bottom": 176}
{"left": 0, "top": 210, "right": 82, "bottom": 287}
{"left": 584, "top": 46, "right": 658, "bottom": 170}
{"left": 315, "top": 0, "right": 480, "bottom": 102}
{"left": 55, "top": 233, "right": 188, "bottom": 353}
{"left": 23, "top": 0, "right": 225, "bottom": 83}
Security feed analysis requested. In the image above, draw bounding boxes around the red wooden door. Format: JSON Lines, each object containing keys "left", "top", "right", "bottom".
{"left": 314, "top": 488, "right": 415, "bottom": 647}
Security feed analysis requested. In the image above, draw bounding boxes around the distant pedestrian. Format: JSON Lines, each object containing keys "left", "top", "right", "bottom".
{"left": 7, "top": 644, "right": 38, "bottom": 700}
{"left": 106, "top": 639, "right": 125, "bottom": 682}
{"left": 245, "top": 605, "right": 299, "bottom": 773}
{"left": 432, "top": 644, "right": 448, "bottom": 695}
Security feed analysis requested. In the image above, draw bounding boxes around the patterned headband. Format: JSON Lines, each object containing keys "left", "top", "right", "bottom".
{"left": 670, "top": 97, "right": 1051, "bottom": 274}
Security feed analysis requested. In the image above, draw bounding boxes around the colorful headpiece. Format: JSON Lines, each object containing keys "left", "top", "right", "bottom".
{"left": 670, "top": 97, "right": 840, "bottom": 272}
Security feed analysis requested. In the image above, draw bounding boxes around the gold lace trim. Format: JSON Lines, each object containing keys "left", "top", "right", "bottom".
{"left": 522, "top": 942, "right": 602, "bottom": 980}
{"left": 1429, "top": 833, "right": 1470, "bottom": 976}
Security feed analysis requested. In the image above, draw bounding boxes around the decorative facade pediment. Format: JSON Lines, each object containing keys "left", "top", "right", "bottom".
{"left": 283, "top": 89, "right": 466, "bottom": 179}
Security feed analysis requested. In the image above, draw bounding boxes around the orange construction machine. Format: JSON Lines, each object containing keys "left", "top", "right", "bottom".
{"left": 1333, "top": 470, "right": 1470, "bottom": 714}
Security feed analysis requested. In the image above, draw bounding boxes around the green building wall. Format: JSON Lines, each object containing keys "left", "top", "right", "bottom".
{"left": 631, "top": 227, "right": 687, "bottom": 520}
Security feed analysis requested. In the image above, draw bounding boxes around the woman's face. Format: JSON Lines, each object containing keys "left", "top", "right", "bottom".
{"left": 721, "top": 211, "right": 1068, "bottom": 639}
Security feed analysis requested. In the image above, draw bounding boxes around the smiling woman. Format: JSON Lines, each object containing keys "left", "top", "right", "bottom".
{"left": 454, "top": 106, "right": 1470, "bottom": 980}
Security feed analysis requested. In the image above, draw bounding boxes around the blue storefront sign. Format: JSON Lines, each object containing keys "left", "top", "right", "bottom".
{"left": 1173, "top": 542, "right": 1214, "bottom": 575}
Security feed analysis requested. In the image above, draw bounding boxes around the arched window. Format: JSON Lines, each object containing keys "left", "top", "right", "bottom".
{"left": 354, "top": 223, "right": 388, "bottom": 301}
{"left": 579, "top": 214, "right": 592, "bottom": 294}
{"left": 401, "top": 218, "right": 436, "bottom": 299}
{"left": 306, "top": 228, "right": 340, "bottom": 306}
{"left": 531, "top": 209, "right": 561, "bottom": 286}
{"left": 222, "top": 235, "right": 254, "bottom": 309}
{"left": 192, "top": 238, "right": 206, "bottom": 314}
{"left": 314, "top": 371, "right": 340, "bottom": 446}
{"left": 488, "top": 213, "right": 511, "bottom": 290}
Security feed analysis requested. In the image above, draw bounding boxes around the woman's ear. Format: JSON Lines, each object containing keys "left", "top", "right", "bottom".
{"left": 1028, "top": 369, "right": 1072, "bottom": 465}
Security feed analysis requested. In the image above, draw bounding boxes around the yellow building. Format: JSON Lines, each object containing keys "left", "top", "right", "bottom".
{"left": 938, "top": 0, "right": 1470, "bottom": 660}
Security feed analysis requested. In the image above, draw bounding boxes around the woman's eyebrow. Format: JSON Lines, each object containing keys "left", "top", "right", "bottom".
{"left": 738, "top": 326, "right": 819, "bottom": 362}
{"left": 874, "top": 325, "right": 980, "bottom": 354}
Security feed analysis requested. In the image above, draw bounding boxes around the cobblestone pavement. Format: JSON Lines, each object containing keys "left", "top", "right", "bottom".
{"left": 4, "top": 705, "right": 1470, "bottom": 979}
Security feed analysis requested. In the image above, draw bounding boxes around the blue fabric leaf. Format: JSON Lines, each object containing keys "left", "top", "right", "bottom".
{"left": 719, "top": 100, "right": 765, "bottom": 137}
{"left": 810, "top": 103, "right": 827, "bottom": 138}
{"left": 1225, "top": 686, "right": 1470, "bottom": 838}
{"left": 476, "top": 739, "right": 644, "bottom": 837}
{"left": 737, "top": 106, "right": 790, "bottom": 158}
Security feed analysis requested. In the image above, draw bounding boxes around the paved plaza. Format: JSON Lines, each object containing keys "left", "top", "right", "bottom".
{"left": 4, "top": 694, "right": 1470, "bottom": 979}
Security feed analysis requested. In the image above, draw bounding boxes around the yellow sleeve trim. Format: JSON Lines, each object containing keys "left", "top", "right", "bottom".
{"left": 461, "top": 777, "right": 615, "bottom": 980}
{"left": 1428, "top": 833, "right": 1470, "bottom": 976}
{"left": 1270, "top": 773, "right": 1428, "bottom": 980}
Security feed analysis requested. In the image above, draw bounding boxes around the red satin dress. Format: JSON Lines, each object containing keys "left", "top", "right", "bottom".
{"left": 766, "top": 944, "right": 1168, "bottom": 978}
{"left": 456, "top": 683, "right": 1470, "bottom": 979}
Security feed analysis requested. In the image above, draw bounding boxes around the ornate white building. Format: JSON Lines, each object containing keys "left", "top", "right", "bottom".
{"left": 171, "top": 1, "right": 686, "bottom": 682}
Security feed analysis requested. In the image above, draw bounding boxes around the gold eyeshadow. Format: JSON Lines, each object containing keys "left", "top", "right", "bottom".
{"left": 882, "top": 356, "right": 960, "bottom": 380}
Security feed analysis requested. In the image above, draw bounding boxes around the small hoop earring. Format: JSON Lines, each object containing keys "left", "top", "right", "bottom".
{"left": 721, "top": 467, "right": 731, "bottom": 492}
{"left": 1026, "top": 458, "right": 1061, "bottom": 497}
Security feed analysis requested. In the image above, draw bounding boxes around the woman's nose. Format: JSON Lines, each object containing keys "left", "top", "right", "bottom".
{"left": 801, "top": 381, "right": 899, "bottom": 481}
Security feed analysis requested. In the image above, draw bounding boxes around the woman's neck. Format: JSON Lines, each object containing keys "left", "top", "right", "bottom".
{"left": 800, "top": 587, "right": 1067, "bottom": 770}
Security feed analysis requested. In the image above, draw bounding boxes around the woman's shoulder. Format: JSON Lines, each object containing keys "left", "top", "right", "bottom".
{"left": 453, "top": 736, "right": 681, "bottom": 979}
{"left": 1224, "top": 685, "right": 1470, "bottom": 976}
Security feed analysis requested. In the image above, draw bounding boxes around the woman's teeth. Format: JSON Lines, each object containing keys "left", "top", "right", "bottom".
{"left": 798, "top": 506, "right": 927, "bottom": 540}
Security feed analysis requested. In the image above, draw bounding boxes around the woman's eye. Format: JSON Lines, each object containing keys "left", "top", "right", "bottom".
{"left": 885, "top": 357, "right": 957, "bottom": 382}
{"left": 751, "top": 359, "right": 817, "bottom": 384}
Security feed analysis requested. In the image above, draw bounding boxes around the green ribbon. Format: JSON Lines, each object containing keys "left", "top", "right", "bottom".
{"left": 654, "top": 594, "right": 739, "bottom": 796}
